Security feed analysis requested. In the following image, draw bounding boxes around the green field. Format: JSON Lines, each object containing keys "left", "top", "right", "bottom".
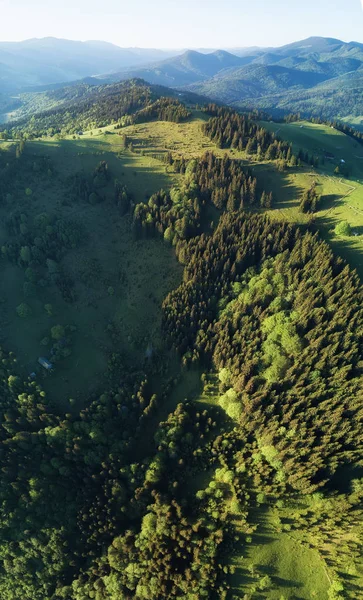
{"left": 341, "top": 115, "right": 363, "bottom": 132}
{"left": 230, "top": 506, "right": 330, "bottom": 599}
{"left": 229, "top": 497, "right": 363, "bottom": 598}
{"left": 260, "top": 120, "right": 363, "bottom": 179}
{"left": 247, "top": 121, "right": 363, "bottom": 278}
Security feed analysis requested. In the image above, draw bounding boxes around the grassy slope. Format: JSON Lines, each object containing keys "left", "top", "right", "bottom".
{"left": 254, "top": 121, "right": 363, "bottom": 278}
{"left": 195, "top": 380, "right": 363, "bottom": 599}
{"left": 0, "top": 133, "right": 181, "bottom": 409}
{"left": 230, "top": 507, "right": 330, "bottom": 600}
{"left": 259, "top": 121, "right": 363, "bottom": 179}
{"left": 194, "top": 380, "right": 329, "bottom": 599}
{"left": 341, "top": 115, "right": 363, "bottom": 132}
{"left": 111, "top": 109, "right": 214, "bottom": 159}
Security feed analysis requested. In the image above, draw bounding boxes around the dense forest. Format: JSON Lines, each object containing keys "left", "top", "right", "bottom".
{"left": 0, "top": 87, "right": 361, "bottom": 600}
{"left": 162, "top": 211, "right": 362, "bottom": 491}
{"left": 134, "top": 151, "right": 274, "bottom": 243}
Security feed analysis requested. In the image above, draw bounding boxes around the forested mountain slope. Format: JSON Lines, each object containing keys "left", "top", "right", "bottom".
{"left": 0, "top": 79, "right": 205, "bottom": 134}
{"left": 0, "top": 84, "right": 362, "bottom": 599}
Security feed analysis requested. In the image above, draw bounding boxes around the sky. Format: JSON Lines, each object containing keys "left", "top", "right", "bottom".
{"left": 0, "top": 0, "right": 362, "bottom": 48}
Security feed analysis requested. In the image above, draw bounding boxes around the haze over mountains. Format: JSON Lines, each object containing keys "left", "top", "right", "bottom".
{"left": 1, "top": 36, "right": 363, "bottom": 123}
{"left": 0, "top": 38, "right": 181, "bottom": 91}
{"left": 0, "top": 37, "right": 258, "bottom": 91}
{"left": 104, "top": 36, "right": 363, "bottom": 86}
{"left": 104, "top": 49, "right": 250, "bottom": 87}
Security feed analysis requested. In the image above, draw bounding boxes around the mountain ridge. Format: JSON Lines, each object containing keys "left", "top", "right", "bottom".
{"left": 1, "top": 36, "right": 363, "bottom": 123}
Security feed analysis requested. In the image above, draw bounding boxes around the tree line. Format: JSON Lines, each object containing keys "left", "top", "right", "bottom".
{"left": 202, "top": 104, "right": 295, "bottom": 163}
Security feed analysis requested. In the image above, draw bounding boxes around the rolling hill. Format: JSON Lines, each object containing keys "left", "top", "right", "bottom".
{"left": 0, "top": 78, "right": 209, "bottom": 133}
{"left": 188, "top": 63, "right": 328, "bottom": 103}
{"left": 229, "top": 70, "right": 363, "bottom": 121}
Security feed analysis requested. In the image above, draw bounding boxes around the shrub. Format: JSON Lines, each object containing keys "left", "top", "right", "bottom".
{"left": 16, "top": 303, "right": 32, "bottom": 318}
{"left": 334, "top": 221, "right": 352, "bottom": 237}
{"left": 51, "top": 325, "right": 65, "bottom": 340}
{"left": 44, "top": 304, "right": 53, "bottom": 316}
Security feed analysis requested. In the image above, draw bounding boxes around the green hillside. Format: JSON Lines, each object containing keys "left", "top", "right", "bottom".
{"left": 0, "top": 88, "right": 362, "bottom": 600}
{"left": 256, "top": 120, "right": 363, "bottom": 276}
{"left": 260, "top": 120, "right": 363, "bottom": 176}
{"left": 189, "top": 63, "right": 328, "bottom": 103}
{"left": 0, "top": 132, "right": 180, "bottom": 409}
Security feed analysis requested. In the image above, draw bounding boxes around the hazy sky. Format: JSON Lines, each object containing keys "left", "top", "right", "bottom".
{"left": 0, "top": 0, "right": 362, "bottom": 48}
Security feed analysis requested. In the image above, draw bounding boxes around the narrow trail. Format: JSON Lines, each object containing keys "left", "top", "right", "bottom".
{"left": 348, "top": 204, "right": 363, "bottom": 216}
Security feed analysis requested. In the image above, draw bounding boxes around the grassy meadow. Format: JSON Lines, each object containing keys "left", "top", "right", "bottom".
{"left": 229, "top": 506, "right": 330, "bottom": 600}
{"left": 341, "top": 115, "right": 363, "bottom": 132}
{"left": 115, "top": 113, "right": 363, "bottom": 280}
{"left": 251, "top": 121, "right": 363, "bottom": 278}
{"left": 260, "top": 120, "right": 363, "bottom": 178}
{"left": 0, "top": 133, "right": 182, "bottom": 408}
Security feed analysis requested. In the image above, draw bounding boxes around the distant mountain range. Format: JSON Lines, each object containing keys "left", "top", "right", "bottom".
{"left": 1, "top": 36, "right": 363, "bottom": 123}
{"left": 99, "top": 49, "right": 253, "bottom": 87}
{"left": 185, "top": 37, "right": 363, "bottom": 115}
{"left": 0, "top": 37, "right": 260, "bottom": 92}
{"left": 97, "top": 37, "right": 363, "bottom": 120}
{"left": 0, "top": 38, "right": 181, "bottom": 91}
